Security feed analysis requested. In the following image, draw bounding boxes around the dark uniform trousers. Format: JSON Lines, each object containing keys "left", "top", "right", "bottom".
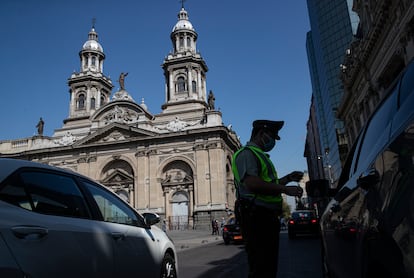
{"left": 239, "top": 200, "right": 281, "bottom": 278}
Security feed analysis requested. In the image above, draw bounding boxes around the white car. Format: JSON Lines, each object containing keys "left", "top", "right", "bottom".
{"left": 0, "top": 158, "right": 178, "bottom": 278}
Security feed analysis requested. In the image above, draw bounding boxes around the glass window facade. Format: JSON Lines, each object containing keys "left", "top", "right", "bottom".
{"left": 306, "top": 0, "right": 357, "bottom": 186}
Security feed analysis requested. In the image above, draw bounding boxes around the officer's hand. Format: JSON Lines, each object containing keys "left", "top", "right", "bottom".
{"left": 284, "top": 185, "right": 303, "bottom": 197}
{"left": 288, "top": 171, "right": 304, "bottom": 182}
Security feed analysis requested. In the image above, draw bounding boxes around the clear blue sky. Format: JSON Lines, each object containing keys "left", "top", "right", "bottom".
{"left": 0, "top": 0, "right": 311, "bottom": 177}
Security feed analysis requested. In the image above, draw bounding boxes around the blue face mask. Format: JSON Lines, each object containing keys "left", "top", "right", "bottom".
{"left": 262, "top": 133, "right": 276, "bottom": 152}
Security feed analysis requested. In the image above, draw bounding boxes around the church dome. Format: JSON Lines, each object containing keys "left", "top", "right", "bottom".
{"left": 82, "top": 28, "right": 103, "bottom": 52}
{"left": 82, "top": 40, "right": 103, "bottom": 52}
{"left": 172, "top": 8, "right": 195, "bottom": 32}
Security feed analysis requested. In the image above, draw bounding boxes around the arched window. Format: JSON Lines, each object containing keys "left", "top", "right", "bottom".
{"left": 77, "top": 94, "right": 85, "bottom": 110}
{"left": 192, "top": 81, "right": 197, "bottom": 93}
{"left": 177, "top": 77, "right": 186, "bottom": 92}
{"left": 101, "top": 95, "right": 106, "bottom": 106}
{"left": 90, "top": 97, "right": 96, "bottom": 109}
{"left": 179, "top": 37, "right": 184, "bottom": 48}
{"left": 91, "top": 57, "right": 96, "bottom": 66}
{"left": 187, "top": 37, "right": 191, "bottom": 48}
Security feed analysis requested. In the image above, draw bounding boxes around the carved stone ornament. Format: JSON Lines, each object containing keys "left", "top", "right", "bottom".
{"left": 100, "top": 131, "right": 126, "bottom": 142}
{"left": 112, "top": 89, "right": 134, "bottom": 101}
{"left": 104, "top": 106, "right": 137, "bottom": 125}
{"left": 54, "top": 132, "right": 77, "bottom": 146}
{"left": 158, "top": 117, "right": 198, "bottom": 132}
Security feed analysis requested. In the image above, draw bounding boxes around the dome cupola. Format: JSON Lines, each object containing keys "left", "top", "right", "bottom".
{"left": 82, "top": 27, "right": 104, "bottom": 52}
{"left": 79, "top": 24, "right": 105, "bottom": 73}
{"left": 161, "top": 5, "right": 209, "bottom": 113}
{"left": 170, "top": 7, "right": 198, "bottom": 54}
{"left": 172, "top": 8, "right": 195, "bottom": 32}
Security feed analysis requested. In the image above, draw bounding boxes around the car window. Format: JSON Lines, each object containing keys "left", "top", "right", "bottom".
{"left": 337, "top": 131, "right": 363, "bottom": 188}
{"left": 82, "top": 180, "right": 144, "bottom": 227}
{"left": 292, "top": 211, "right": 315, "bottom": 219}
{"left": 0, "top": 170, "right": 91, "bottom": 219}
{"left": 399, "top": 61, "right": 414, "bottom": 106}
{"left": 226, "top": 217, "right": 236, "bottom": 225}
{"left": 354, "top": 88, "right": 397, "bottom": 174}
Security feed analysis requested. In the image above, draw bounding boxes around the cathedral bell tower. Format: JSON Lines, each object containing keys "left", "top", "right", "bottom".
{"left": 161, "top": 6, "right": 209, "bottom": 113}
{"left": 65, "top": 24, "right": 113, "bottom": 123}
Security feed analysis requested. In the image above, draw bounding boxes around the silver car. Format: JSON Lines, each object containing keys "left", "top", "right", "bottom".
{"left": 0, "top": 158, "right": 178, "bottom": 278}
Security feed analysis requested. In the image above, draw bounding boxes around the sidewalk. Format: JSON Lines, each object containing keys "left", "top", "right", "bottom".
{"left": 166, "top": 229, "right": 222, "bottom": 252}
{"left": 167, "top": 228, "right": 288, "bottom": 253}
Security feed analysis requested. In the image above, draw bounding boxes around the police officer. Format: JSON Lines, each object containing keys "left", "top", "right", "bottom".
{"left": 232, "top": 119, "right": 304, "bottom": 278}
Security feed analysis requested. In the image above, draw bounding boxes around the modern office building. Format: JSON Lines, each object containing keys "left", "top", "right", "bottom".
{"left": 304, "top": 0, "right": 357, "bottom": 187}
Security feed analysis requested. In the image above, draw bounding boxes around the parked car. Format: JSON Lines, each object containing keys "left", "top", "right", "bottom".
{"left": 0, "top": 158, "right": 178, "bottom": 278}
{"left": 319, "top": 59, "right": 414, "bottom": 278}
{"left": 222, "top": 215, "right": 243, "bottom": 245}
{"left": 287, "top": 210, "right": 319, "bottom": 239}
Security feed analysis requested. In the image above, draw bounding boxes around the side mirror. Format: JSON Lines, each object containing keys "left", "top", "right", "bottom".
{"left": 143, "top": 212, "right": 160, "bottom": 226}
{"left": 357, "top": 168, "right": 380, "bottom": 190}
{"left": 331, "top": 203, "right": 341, "bottom": 213}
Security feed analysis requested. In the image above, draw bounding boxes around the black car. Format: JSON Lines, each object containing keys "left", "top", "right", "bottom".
{"left": 222, "top": 215, "right": 243, "bottom": 245}
{"left": 288, "top": 210, "right": 319, "bottom": 239}
{"left": 319, "top": 59, "right": 414, "bottom": 278}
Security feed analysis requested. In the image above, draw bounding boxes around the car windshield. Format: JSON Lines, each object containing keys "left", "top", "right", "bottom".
{"left": 226, "top": 217, "right": 236, "bottom": 225}
{"left": 291, "top": 211, "right": 315, "bottom": 220}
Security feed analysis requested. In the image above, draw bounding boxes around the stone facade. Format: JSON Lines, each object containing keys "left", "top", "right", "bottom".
{"left": 0, "top": 7, "right": 241, "bottom": 230}
{"left": 338, "top": 0, "right": 414, "bottom": 148}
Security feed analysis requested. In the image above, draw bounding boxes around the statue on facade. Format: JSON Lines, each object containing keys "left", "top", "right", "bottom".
{"left": 118, "top": 72, "right": 129, "bottom": 90}
{"left": 208, "top": 90, "right": 215, "bottom": 110}
{"left": 36, "top": 117, "right": 44, "bottom": 135}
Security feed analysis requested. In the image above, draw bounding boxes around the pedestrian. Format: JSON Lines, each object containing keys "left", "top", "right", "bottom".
{"left": 280, "top": 216, "right": 286, "bottom": 231}
{"left": 214, "top": 219, "right": 219, "bottom": 235}
{"left": 220, "top": 217, "right": 226, "bottom": 235}
{"left": 211, "top": 219, "right": 217, "bottom": 235}
{"left": 232, "top": 119, "right": 304, "bottom": 278}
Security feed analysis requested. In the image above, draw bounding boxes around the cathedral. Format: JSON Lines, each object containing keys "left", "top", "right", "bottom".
{"left": 0, "top": 6, "right": 241, "bottom": 230}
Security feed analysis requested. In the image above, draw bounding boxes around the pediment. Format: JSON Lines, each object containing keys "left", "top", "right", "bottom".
{"left": 73, "top": 123, "right": 156, "bottom": 146}
{"left": 102, "top": 169, "right": 134, "bottom": 184}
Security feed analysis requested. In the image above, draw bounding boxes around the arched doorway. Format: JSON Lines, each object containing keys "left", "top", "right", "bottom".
{"left": 160, "top": 160, "right": 194, "bottom": 230}
{"left": 101, "top": 159, "right": 135, "bottom": 205}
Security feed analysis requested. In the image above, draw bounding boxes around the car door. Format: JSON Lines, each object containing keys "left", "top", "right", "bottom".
{"left": 0, "top": 169, "right": 115, "bottom": 278}
{"left": 81, "top": 179, "right": 162, "bottom": 277}
{"left": 322, "top": 88, "right": 397, "bottom": 278}
{"left": 377, "top": 63, "right": 414, "bottom": 277}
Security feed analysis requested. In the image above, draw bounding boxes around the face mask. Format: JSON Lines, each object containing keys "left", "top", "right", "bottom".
{"left": 262, "top": 133, "right": 276, "bottom": 152}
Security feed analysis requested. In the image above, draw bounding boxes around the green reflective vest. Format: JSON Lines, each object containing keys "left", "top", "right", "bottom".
{"left": 232, "top": 145, "right": 283, "bottom": 211}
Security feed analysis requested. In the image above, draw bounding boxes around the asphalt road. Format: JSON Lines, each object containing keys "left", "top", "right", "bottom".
{"left": 176, "top": 232, "right": 322, "bottom": 278}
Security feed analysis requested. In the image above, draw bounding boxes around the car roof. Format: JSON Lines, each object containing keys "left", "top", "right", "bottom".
{"left": 0, "top": 158, "right": 81, "bottom": 182}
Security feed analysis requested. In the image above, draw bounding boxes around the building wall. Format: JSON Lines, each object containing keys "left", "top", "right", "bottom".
{"left": 0, "top": 6, "right": 241, "bottom": 231}
{"left": 338, "top": 1, "right": 414, "bottom": 148}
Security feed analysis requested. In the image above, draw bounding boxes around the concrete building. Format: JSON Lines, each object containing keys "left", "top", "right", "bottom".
{"left": 0, "top": 6, "right": 241, "bottom": 230}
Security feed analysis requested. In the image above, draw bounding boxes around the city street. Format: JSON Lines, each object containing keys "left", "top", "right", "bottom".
{"left": 176, "top": 232, "right": 322, "bottom": 278}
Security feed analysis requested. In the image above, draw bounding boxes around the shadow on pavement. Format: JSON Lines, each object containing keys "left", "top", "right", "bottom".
{"left": 197, "top": 245, "right": 248, "bottom": 278}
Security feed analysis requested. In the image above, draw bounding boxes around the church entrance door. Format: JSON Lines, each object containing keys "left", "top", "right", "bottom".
{"left": 170, "top": 191, "right": 189, "bottom": 230}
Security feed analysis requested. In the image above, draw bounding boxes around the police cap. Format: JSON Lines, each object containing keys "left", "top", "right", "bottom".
{"left": 252, "top": 120, "right": 284, "bottom": 140}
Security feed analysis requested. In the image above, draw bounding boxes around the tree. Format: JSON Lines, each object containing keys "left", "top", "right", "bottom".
{"left": 282, "top": 201, "right": 291, "bottom": 219}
